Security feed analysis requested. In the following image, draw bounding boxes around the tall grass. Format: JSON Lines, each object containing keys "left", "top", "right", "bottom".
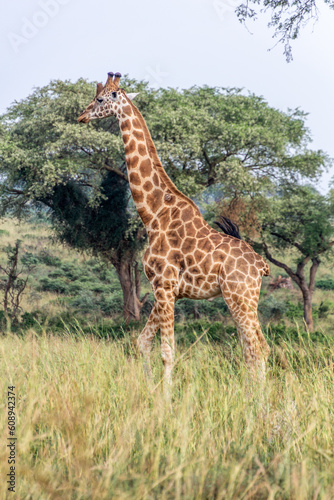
{"left": 1, "top": 329, "right": 333, "bottom": 499}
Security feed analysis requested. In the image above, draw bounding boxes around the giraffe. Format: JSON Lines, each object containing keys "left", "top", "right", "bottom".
{"left": 78, "top": 72, "right": 270, "bottom": 392}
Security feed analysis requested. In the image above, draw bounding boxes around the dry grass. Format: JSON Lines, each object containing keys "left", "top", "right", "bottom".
{"left": 0, "top": 330, "right": 333, "bottom": 499}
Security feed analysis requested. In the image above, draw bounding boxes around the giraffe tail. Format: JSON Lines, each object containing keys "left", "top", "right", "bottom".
{"left": 214, "top": 217, "right": 241, "bottom": 240}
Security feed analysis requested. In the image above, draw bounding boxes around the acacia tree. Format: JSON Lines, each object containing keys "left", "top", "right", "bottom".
{"left": 0, "top": 79, "right": 328, "bottom": 321}
{"left": 237, "top": 0, "right": 334, "bottom": 61}
{"left": 219, "top": 186, "right": 334, "bottom": 331}
{"left": 0, "top": 77, "right": 152, "bottom": 322}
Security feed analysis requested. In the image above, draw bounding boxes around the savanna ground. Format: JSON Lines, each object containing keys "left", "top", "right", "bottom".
{"left": 1, "top": 218, "right": 334, "bottom": 499}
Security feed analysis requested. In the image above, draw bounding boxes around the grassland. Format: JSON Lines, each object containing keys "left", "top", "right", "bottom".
{"left": 1, "top": 218, "right": 334, "bottom": 499}
{"left": 1, "top": 331, "right": 334, "bottom": 499}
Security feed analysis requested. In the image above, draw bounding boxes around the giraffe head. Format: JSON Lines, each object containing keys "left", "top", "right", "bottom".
{"left": 78, "top": 72, "right": 139, "bottom": 123}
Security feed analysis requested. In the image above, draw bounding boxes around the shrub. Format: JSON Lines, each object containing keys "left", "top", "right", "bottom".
{"left": 38, "top": 250, "right": 62, "bottom": 267}
{"left": 39, "top": 277, "right": 69, "bottom": 294}
{"left": 316, "top": 278, "right": 334, "bottom": 290}
{"left": 259, "top": 295, "right": 288, "bottom": 322}
{"left": 175, "top": 297, "right": 228, "bottom": 321}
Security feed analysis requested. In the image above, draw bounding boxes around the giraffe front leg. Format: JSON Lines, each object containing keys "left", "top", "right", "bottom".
{"left": 137, "top": 302, "right": 160, "bottom": 384}
{"left": 155, "top": 288, "right": 175, "bottom": 398}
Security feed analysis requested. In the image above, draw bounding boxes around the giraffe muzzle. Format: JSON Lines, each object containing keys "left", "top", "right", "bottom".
{"left": 78, "top": 113, "right": 91, "bottom": 123}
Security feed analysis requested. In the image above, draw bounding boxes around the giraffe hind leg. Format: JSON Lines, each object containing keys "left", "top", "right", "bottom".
{"left": 220, "top": 278, "right": 270, "bottom": 380}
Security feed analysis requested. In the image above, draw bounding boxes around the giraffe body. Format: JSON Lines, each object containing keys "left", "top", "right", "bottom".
{"left": 78, "top": 72, "right": 270, "bottom": 391}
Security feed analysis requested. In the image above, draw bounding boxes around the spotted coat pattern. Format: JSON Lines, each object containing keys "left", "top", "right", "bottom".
{"left": 78, "top": 72, "right": 271, "bottom": 391}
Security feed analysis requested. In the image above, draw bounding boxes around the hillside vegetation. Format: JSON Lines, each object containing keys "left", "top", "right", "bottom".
{"left": 1, "top": 217, "right": 334, "bottom": 337}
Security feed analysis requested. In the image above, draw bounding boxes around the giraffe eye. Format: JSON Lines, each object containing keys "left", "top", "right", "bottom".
{"left": 96, "top": 98, "right": 103, "bottom": 104}
{"left": 111, "top": 92, "right": 118, "bottom": 99}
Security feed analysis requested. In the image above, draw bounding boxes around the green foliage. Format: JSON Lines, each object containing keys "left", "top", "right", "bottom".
{"left": 286, "top": 301, "right": 304, "bottom": 319}
{"left": 261, "top": 186, "right": 334, "bottom": 259}
{"left": 236, "top": 1, "right": 334, "bottom": 62}
{"left": 316, "top": 277, "right": 334, "bottom": 290}
{"left": 175, "top": 297, "right": 228, "bottom": 321}
{"left": 259, "top": 294, "right": 288, "bottom": 322}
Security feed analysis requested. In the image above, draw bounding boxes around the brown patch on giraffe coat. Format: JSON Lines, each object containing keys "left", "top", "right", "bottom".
{"left": 138, "top": 143, "right": 147, "bottom": 156}
{"left": 159, "top": 208, "right": 171, "bottom": 231}
{"left": 151, "top": 233, "right": 169, "bottom": 256}
{"left": 133, "top": 118, "right": 141, "bottom": 128}
{"left": 129, "top": 172, "right": 141, "bottom": 186}
{"left": 144, "top": 266, "right": 155, "bottom": 280}
{"left": 169, "top": 219, "right": 182, "bottom": 230}
{"left": 183, "top": 272, "right": 193, "bottom": 284}
{"left": 185, "top": 221, "right": 196, "bottom": 236}
{"left": 139, "top": 159, "right": 152, "bottom": 177}
{"left": 177, "top": 201, "right": 188, "bottom": 209}
{"left": 166, "top": 229, "right": 180, "bottom": 248}
{"left": 133, "top": 129, "right": 145, "bottom": 141}
{"left": 189, "top": 266, "right": 201, "bottom": 274}
{"left": 209, "top": 233, "right": 224, "bottom": 246}
{"left": 125, "top": 140, "right": 136, "bottom": 155}
{"left": 194, "top": 276, "right": 205, "bottom": 287}
{"left": 201, "top": 255, "right": 213, "bottom": 274}
{"left": 163, "top": 267, "right": 176, "bottom": 280}
{"left": 194, "top": 249, "right": 205, "bottom": 262}
{"left": 143, "top": 180, "right": 153, "bottom": 192}
{"left": 148, "top": 256, "right": 165, "bottom": 274}
{"left": 185, "top": 254, "right": 195, "bottom": 267}
{"left": 197, "top": 239, "right": 213, "bottom": 252}
{"left": 202, "top": 282, "right": 211, "bottom": 292}
{"left": 151, "top": 219, "right": 160, "bottom": 230}
{"left": 137, "top": 207, "right": 153, "bottom": 225}
{"left": 196, "top": 227, "right": 210, "bottom": 239}
{"left": 181, "top": 206, "right": 194, "bottom": 222}
{"left": 123, "top": 105, "right": 132, "bottom": 116}
{"left": 154, "top": 285, "right": 165, "bottom": 298}
{"left": 177, "top": 225, "right": 185, "bottom": 239}
{"left": 168, "top": 250, "right": 182, "bottom": 265}
{"left": 152, "top": 173, "right": 159, "bottom": 186}
{"left": 181, "top": 237, "right": 196, "bottom": 254}
{"left": 123, "top": 134, "right": 130, "bottom": 144}
{"left": 194, "top": 217, "right": 204, "bottom": 227}
{"left": 128, "top": 156, "right": 139, "bottom": 169}
{"left": 120, "top": 119, "right": 131, "bottom": 131}
{"left": 147, "top": 189, "right": 163, "bottom": 213}
{"left": 237, "top": 257, "right": 249, "bottom": 275}
{"left": 131, "top": 189, "right": 144, "bottom": 203}
{"left": 207, "top": 275, "right": 217, "bottom": 283}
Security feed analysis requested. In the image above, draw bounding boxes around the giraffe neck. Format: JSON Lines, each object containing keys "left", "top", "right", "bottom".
{"left": 117, "top": 97, "right": 202, "bottom": 229}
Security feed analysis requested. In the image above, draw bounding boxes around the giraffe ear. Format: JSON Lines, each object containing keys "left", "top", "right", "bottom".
{"left": 127, "top": 92, "right": 139, "bottom": 101}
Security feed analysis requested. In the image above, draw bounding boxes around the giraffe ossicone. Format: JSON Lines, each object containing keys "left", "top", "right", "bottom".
{"left": 78, "top": 72, "right": 270, "bottom": 393}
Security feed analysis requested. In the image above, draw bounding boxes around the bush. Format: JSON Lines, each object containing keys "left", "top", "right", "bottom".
{"left": 175, "top": 297, "right": 228, "bottom": 321}
{"left": 316, "top": 278, "right": 334, "bottom": 290}
{"left": 38, "top": 250, "right": 62, "bottom": 267}
{"left": 21, "top": 252, "right": 40, "bottom": 267}
{"left": 259, "top": 295, "right": 288, "bottom": 322}
{"left": 39, "top": 277, "right": 69, "bottom": 294}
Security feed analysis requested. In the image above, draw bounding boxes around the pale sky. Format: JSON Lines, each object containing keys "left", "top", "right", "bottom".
{"left": 1, "top": 0, "right": 334, "bottom": 192}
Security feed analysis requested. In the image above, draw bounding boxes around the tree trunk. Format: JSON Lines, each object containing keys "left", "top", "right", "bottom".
{"left": 114, "top": 258, "right": 141, "bottom": 323}
{"left": 302, "top": 289, "right": 314, "bottom": 332}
